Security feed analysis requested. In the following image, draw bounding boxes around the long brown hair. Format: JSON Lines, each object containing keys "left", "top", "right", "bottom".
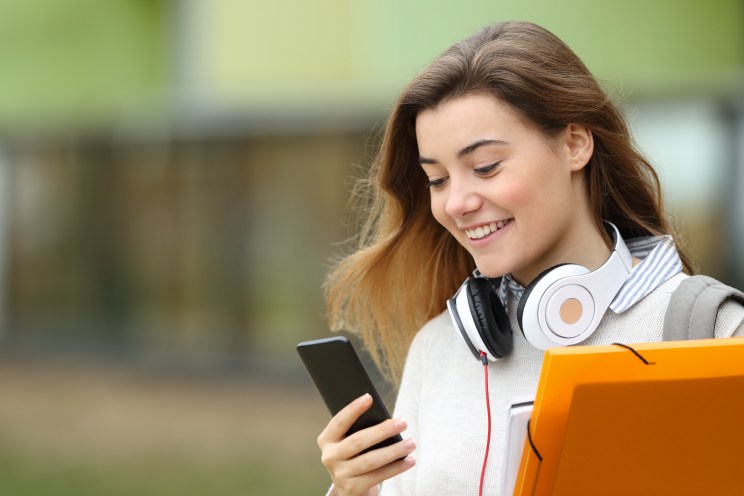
{"left": 325, "top": 21, "right": 694, "bottom": 383}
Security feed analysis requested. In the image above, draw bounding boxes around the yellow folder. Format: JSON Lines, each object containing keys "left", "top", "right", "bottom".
{"left": 514, "top": 338, "right": 744, "bottom": 496}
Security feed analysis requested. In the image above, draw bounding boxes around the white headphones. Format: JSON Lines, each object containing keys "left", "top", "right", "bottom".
{"left": 447, "top": 222, "right": 634, "bottom": 361}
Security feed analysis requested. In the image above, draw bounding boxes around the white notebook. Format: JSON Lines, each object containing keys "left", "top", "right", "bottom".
{"left": 499, "top": 397, "right": 534, "bottom": 496}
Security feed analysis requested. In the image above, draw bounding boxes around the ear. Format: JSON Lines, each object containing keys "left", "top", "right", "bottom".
{"left": 563, "top": 124, "right": 594, "bottom": 172}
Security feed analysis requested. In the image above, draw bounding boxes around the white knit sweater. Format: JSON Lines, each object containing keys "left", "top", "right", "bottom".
{"left": 381, "top": 272, "right": 744, "bottom": 495}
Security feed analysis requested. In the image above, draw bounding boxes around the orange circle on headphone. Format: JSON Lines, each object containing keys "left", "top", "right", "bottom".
{"left": 559, "top": 298, "right": 583, "bottom": 325}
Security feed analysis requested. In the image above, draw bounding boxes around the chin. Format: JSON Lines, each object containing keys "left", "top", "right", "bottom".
{"left": 477, "top": 269, "right": 507, "bottom": 279}
{"left": 473, "top": 260, "right": 512, "bottom": 279}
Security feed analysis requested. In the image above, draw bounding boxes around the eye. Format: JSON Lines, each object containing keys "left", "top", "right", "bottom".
{"left": 474, "top": 162, "right": 501, "bottom": 177}
{"left": 427, "top": 177, "right": 448, "bottom": 189}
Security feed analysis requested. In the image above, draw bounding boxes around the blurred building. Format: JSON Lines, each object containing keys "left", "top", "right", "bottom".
{"left": 0, "top": 0, "right": 742, "bottom": 373}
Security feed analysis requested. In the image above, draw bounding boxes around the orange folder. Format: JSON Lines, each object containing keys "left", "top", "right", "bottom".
{"left": 514, "top": 338, "right": 744, "bottom": 496}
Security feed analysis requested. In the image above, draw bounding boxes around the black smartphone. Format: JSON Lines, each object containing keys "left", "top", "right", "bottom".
{"left": 296, "top": 336, "right": 403, "bottom": 452}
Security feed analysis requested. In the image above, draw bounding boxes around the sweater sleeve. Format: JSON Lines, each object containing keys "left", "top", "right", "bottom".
{"left": 379, "top": 322, "right": 432, "bottom": 495}
{"left": 714, "top": 300, "right": 744, "bottom": 338}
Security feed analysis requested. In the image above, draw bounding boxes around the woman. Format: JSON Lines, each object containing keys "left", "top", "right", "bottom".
{"left": 317, "top": 21, "right": 744, "bottom": 495}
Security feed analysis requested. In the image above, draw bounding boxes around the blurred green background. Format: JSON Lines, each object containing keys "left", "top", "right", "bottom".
{"left": 0, "top": 0, "right": 742, "bottom": 494}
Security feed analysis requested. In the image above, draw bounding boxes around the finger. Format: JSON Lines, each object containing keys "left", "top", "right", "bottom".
{"left": 318, "top": 393, "right": 373, "bottom": 447}
{"left": 336, "top": 452, "right": 416, "bottom": 494}
{"left": 346, "top": 436, "right": 417, "bottom": 477}
{"left": 367, "top": 454, "right": 417, "bottom": 487}
{"left": 335, "top": 417, "right": 407, "bottom": 461}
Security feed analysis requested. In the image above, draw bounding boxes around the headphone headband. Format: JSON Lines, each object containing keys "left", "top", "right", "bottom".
{"left": 609, "top": 221, "right": 633, "bottom": 274}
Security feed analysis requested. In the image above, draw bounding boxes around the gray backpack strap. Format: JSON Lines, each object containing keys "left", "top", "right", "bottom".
{"left": 663, "top": 275, "right": 744, "bottom": 341}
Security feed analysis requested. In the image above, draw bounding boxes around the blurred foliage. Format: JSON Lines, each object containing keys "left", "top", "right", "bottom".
{"left": 0, "top": 0, "right": 168, "bottom": 127}
{"left": 1, "top": 0, "right": 741, "bottom": 126}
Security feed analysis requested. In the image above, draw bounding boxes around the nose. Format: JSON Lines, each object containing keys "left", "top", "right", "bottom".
{"left": 444, "top": 177, "right": 482, "bottom": 218}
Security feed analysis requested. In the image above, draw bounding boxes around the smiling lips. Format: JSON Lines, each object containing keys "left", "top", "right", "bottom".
{"left": 465, "top": 218, "right": 512, "bottom": 240}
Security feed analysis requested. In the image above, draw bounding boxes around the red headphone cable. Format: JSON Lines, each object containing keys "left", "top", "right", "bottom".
{"left": 479, "top": 351, "right": 491, "bottom": 496}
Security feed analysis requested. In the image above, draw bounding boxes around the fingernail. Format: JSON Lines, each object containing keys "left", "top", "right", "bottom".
{"left": 404, "top": 455, "right": 416, "bottom": 466}
{"left": 394, "top": 418, "right": 407, "bottom": 430}
{"left": 357, "top": 393, "right": 371, "bottom": 404}
{"left": 404, "top": 438, "right": 416, "bottom": 450}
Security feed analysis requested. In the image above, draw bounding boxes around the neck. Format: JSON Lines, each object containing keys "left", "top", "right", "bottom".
{"left": 511, "top": 220, "right": 611, "bottom": 287}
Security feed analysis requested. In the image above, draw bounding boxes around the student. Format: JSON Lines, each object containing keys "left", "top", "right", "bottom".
{"left": 316, "top": 21, "right": 744, "bottom": 495}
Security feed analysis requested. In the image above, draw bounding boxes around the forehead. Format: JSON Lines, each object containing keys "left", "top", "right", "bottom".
{"left": 418, "top": 93, "right": 515, "bottom": 124}
{"left": 416, "top": 94, "right": 524, "bottom": 147}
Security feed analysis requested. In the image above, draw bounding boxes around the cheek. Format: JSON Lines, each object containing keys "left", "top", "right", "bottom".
{"left": 499, "top": 163, "right": 558, "bottom": 212}
{"left": 429, "top": 194, "right": 449, "bottom": 227}
{"left": 495, "top": 178, "right": 533, "bottom": 210}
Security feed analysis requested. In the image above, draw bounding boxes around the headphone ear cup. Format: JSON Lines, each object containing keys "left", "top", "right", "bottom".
{"left": 517, "top": 263, "right": 570, "bottom": 333}
{"left": 466, "top": 278, "right": 513, "bottom": 358}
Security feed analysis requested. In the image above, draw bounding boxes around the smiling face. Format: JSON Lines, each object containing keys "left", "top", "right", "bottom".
{"left": 416, "top": 93, "right": 609, "bottom": 285}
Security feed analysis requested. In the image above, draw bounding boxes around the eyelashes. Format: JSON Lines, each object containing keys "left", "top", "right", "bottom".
{"left": 474, "top": 162, "right": 501, "bottom": 176}
{"left": 426, "top": 162, "right": 502, "bottom": 189}
{"left": 427, "top": 177, "right": 447, "bottom": 189}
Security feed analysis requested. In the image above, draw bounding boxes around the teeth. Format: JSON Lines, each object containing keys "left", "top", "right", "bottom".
{"left": 466, "top": 219, "right": 510, "bottom": 239}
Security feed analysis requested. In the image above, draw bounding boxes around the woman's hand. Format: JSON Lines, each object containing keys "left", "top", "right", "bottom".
{"left": 317, "top": 393, "right": 416, "bottom": 496}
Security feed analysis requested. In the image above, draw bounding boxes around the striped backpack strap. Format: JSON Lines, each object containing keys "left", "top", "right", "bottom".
{"left": 663, "top": 275, "right": 744, "bottom": 341}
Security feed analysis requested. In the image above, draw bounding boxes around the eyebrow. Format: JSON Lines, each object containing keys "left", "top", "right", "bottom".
{"left": 419, "top": 138, "right": 509, "bottom": 164}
